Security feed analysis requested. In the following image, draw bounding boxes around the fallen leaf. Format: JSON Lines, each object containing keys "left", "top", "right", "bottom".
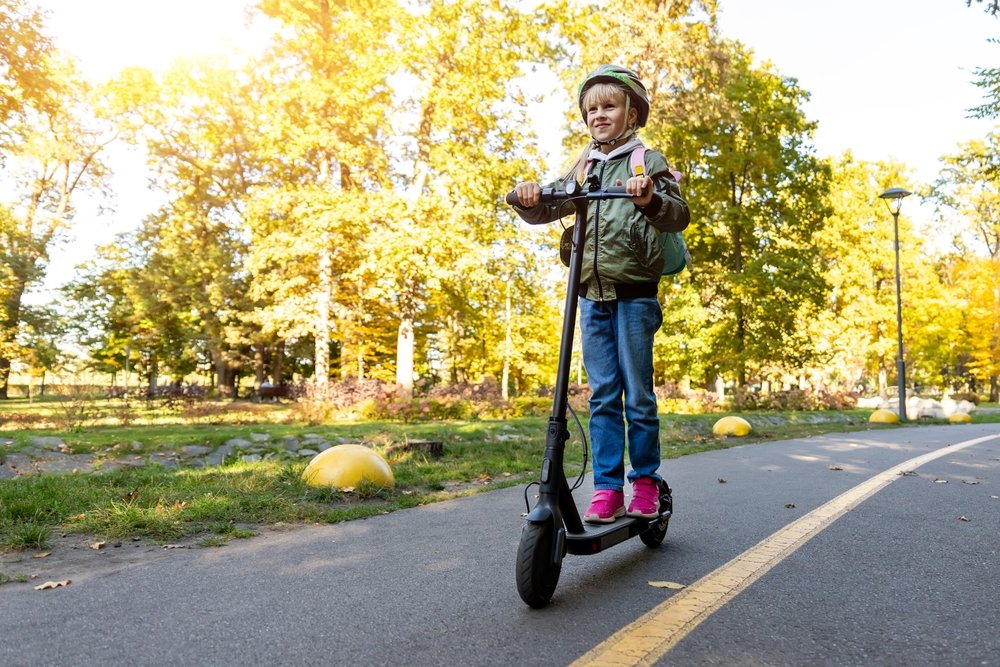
{"left": 933, "top": 478, "right": 948, "bottom": 484}
{"left": 959, "top": 516, "right": 971, "bottom": 522}
{"left": 898, "top": 471, "right": 918, "bottom": 477}
{"left": 89, "top": 541, "right": 106, "bottom": 550}
{"left": 962, "top": 480, "right": 981, "bottom": 485}
{"left": 718, "top": 478, "right": 727, "bottom": 484}
{"left": 784, "top": 503, "right": 796, "bottom": 509}
{"left": 648, "top": 581, "right": 686, "bottom": 590}
{"left": 162, "top": 544, "right": 187, "bottom": 549}
{"left": 34, "top": 580, "right": 71, "bottom": 590}
{"left": 991, "top": 496, "right": 999, "bottom": 500}
{"left": 827, "top": 464, "right": 844, "bottom": 471}
{"left": 32, "top": 552, "right": 51, "bottom": 559}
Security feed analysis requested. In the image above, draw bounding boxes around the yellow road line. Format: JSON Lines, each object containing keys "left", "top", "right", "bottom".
{"left": 571, "top": 432, "right": 1000, "bottom": 667}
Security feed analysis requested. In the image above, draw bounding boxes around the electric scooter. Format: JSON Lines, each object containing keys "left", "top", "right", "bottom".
{"left": 505, "top": 176, "right": 674, "bottom": 609}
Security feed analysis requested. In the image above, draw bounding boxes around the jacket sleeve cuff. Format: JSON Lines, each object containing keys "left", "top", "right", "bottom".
{"left": 636, "top": 194, "right": 663, "bottom": 218}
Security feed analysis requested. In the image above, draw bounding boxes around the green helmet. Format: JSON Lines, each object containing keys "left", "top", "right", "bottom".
{"left": 577, "top": 64, "right": 650, "bottom": 127}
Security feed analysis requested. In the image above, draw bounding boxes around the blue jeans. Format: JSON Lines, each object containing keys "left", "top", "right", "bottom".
{"left": 579, "top": 296, "right": 662, "bottom": 491}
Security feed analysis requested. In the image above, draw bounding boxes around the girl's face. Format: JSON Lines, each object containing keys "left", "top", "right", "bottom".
{"left": 584, "top": 85, "right": 637, "bottom": 148}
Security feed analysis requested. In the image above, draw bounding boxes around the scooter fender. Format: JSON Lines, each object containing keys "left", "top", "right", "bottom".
{"left": 525, "top": 505, "right": 553, "bottom": 525}
{"left": 524, "top": 506, "right": 566, "bottom": 565}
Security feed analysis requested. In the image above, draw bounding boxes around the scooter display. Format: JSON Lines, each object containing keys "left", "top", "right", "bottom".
{"left": 505, "top": 177, "right": 674, "bottom": 609}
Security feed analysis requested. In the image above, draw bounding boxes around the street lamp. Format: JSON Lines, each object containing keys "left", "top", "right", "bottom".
{"left": 879, "top": 186, "right": 912, "bottom": 421}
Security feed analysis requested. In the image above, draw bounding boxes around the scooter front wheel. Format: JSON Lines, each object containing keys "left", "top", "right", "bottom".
{"left": 515, "top": 521, "right": 561, "bottom": 608}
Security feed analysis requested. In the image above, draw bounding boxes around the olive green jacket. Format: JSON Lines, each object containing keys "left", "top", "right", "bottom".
{"left": 513, "top": 142, "right": 690, "bottom": 301}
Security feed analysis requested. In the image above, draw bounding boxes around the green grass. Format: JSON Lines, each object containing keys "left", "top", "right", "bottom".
{"left": 2, "top": 400, "right": 998, "bottom": 583}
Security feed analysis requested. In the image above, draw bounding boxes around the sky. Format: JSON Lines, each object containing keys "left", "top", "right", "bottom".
{"left": 26, "top": 0, "right": 1000, "bottom": 295}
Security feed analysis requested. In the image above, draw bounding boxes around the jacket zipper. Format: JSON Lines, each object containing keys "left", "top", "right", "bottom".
{"left": 592, "top": 160, "right": 606, "bottom": 300}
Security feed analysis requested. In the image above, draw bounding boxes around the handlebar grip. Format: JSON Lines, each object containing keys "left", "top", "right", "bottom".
{"left": 505, "top": 191, "right": 520, "bottom": 206}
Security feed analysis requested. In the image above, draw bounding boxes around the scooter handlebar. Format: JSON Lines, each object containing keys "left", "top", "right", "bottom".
{"left": 505, "top": 185, "right": 632, "bottom": 207}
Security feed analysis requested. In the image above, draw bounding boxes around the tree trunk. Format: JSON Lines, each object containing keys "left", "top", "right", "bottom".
{"left": 502, "top": 276, "right": 512, "bottom": 401}
{"left": 396, "top": 318, "right": 414, "bottom": 398}
{"left": 0, "top": 358, "right": 10, "bottom": 400}
{"left": 254, "top": 343, "right": 265, "bottom": 387}
{"left": 314, "top": 236, "right": 332, "bottom": 389}
{"left": 0, "top": 282, "right": 27, "bottom": 400}
{"left": 273, "top": 340, "right": 285, "bottom": 384}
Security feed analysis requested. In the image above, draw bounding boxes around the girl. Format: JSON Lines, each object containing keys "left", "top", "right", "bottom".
{"left": 510, "top": 64, "right": 690, "bottom": 523}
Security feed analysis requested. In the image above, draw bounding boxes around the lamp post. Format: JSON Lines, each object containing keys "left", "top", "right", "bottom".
{"left": 879, "top": 186, "right": 912, "bottom": 421}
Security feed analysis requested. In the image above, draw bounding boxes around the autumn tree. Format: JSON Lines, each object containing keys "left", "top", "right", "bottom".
{"left": 238, "top": 0, "right": 400, "bottom": 391}
{"left": 0, "top": 7, "right": 111, "bottom": 397}
{"left": 378, "top": 0, "right": 566, "bottom": 396}
{"left": 653, "top": 40, "right": 829, "bottom": 388}
{"left": 928, "top": 133, "right": 1000, "bottom": 399}
{"left": 98, "top": 59, "right": 274, "bottom": 395}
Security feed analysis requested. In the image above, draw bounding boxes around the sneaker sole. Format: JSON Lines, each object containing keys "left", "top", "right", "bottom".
{"left": 625, "top": 508, "right": 659, "bottom": 519}
{"left": 584, "top": 508, "right": 625, "bottom": 524}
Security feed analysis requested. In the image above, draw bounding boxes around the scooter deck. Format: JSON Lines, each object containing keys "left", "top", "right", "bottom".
{"left": 564, "top": 512, "right": 671, "bottom": 555}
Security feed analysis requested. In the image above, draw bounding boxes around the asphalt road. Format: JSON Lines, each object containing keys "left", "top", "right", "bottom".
{"left": 3, "top": 424, "right": 999, "bottom": 666}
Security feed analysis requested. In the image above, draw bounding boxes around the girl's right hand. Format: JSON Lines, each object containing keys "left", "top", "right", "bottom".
{"left": 513, "top": 181, "right": 541, "bottom": 208}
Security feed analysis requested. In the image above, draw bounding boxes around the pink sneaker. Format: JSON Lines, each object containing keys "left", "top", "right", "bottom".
{"left": 627, "top": 477, "right": 660, "bottom": 518}
{"left": 584, "top": 489, "right": 625, "bottom": 524}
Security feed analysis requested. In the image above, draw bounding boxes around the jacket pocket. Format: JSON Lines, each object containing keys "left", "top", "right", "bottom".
{"left": 627, "top": 220, "right": 662, "bottom": 273}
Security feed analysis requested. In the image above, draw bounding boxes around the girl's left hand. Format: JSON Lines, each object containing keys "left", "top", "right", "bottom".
{"left": 617, "top": 176, "right": 653, "bottom": 207}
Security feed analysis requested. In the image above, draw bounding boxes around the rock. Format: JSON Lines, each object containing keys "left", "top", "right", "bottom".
{"left": 249, "top": 432, "right": 270, "bottom": 442}
{"left": 27, "top": 436, "right": 66, "bottom": 449}
{"left": 33, "top": 454, "right": 96, "bottom": 475}
{"left": 3, "top": 453, "right": 37, "bottom": 475}
{"left": 857, "top": 396, "right": 887, "bottom": 409}
{"left": 180, "top": 445, "right": 212, "bottom": 458}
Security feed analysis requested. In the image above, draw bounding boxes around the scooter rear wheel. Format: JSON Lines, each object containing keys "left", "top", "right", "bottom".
{"left": 515, "top": 521, "right": 561, "bottom": 608}
{"left": 639, "top": 481, "right": 673, "bottom": 548}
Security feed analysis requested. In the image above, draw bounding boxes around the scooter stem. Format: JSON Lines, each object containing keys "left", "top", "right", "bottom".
{"left": 536, "top": 196, "right": 590, "bottom": 535}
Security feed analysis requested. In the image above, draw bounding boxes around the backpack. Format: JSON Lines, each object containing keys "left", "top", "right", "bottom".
{"left": 628, "top": 147, "right": 690, "bottom": 276}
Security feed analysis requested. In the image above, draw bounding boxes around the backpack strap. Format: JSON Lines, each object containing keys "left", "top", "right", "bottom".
{"left": 629, "top": 146, "right": 647, "bottom": 178}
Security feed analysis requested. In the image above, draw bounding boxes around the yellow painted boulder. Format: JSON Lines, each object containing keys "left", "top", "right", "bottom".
{"left": 948, "top": 412, "right": 972, "bottom": 424}
{"left": 869, "top": 409, "right": 899, "bottom": 424}
{"left": 302, "top": 444, "right": 395, "bottom": 489}
{"left": 712, "top": 415, "right": 752, "bottom": 437}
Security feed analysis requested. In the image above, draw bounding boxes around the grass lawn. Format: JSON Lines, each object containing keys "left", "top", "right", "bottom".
{"left": 2, "top": 396, "right": 997, "bottom": 571}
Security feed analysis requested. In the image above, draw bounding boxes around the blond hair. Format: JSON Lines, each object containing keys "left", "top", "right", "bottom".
{"left": 564, "top": 83, "right": 637, "bottom": 182}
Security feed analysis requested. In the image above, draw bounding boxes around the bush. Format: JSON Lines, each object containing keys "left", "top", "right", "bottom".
{"left": 511, "top": 396, "right": 552, "bottom": 417}
{"left": 359, "top": 397, "right": 472, "bottom": 422}
{"left": 289, "top": 379, "right": 398, "bottom": 423}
